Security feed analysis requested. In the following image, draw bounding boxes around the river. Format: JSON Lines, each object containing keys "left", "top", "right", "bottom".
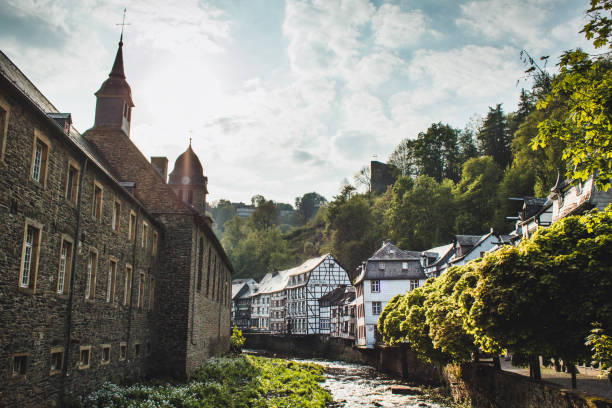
{"left": 247, "top": 351, "right": 450, "bottom": 407}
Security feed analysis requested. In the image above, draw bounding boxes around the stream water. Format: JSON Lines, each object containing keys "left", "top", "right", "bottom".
{"left": 247, "top": 351, "right": 450, "bottom": 407}
{"left": 301, "top": 359, "right": 450, "bottom": 408}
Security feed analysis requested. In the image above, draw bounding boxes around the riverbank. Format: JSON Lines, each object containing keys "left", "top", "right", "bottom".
{"left": 81, "top": 355, "right": 332, "bottom": 407}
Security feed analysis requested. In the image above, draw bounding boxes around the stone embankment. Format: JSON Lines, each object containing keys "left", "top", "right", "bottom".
{"left": 245, "top": 333, "right": 612, "bottom": 408}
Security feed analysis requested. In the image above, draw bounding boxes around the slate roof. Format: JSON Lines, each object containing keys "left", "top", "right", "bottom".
{"left": 369, "top": 241, "right": 422, "bottom": 260}
{"left": 232, "top": 279, "right": 256, "bottom": 299}
{"left": 522, "top": 197, "right": 549, "bottom": 220}
{"left": 286, "top": 254, "right": 330, "bottom": 277}
{"left": 318, "top": 285, "right": 347, "bottom": 305}
{"left": 354, "top": 241, "right": 427, "bottom": 284}
{"left": 422, "top": 243, "right": 454, "bottom": 266}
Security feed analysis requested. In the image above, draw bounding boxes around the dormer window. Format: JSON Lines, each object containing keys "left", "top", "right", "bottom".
{"left": 402, "top": 262, "right": 409, "bottom": 270}
{"left": 379, "top": 262, "right": 385, "bottom": 270}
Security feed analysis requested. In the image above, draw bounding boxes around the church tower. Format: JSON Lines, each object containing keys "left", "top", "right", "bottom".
{"left": 93, "top": 34, "right": 134, "bottom": 136}
{"left": 168, "top": 141, "right": 208, "bottom": 213}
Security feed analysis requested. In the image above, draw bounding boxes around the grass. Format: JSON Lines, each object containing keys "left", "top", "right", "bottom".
{"left": 82, "top": 355, "right": 332, "bottom": 408}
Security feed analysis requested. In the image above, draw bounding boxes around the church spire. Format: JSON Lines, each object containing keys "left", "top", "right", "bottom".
{"left": 109, "top": 36, "right": 125, "bottom": 78}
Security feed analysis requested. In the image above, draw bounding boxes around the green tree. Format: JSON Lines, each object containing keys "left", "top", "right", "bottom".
{"left": 462, "top": 209, "right": 612, "bottom": 385}
{"left": 249, "top": 196, "right": 280, "bottom": 230}
{"left": 387, "top": 175, "right": 455, "bottom": 250}
{"left": 453, "top": 157, "right": 503, "bottom": 234}
{"left": 476, "top": 104, "right": 512, "bottom": 169}
{"left": 294, "top": 192, "right": 327, "bottom": 225}
{"left": 378, "top": 284, "right": 451, "bottom": 366}
{"left": 209, "top": 199, "right": 237, "bottom": 234}
{"left": 326, "top": 189, "right": 382, "bottom": 275}
{"left": 425, "top": 265, "right": 478, "bottom": 363}
{"left": 581, "top": 0, "right": 612, "bottom": 49}
{"left": 457, "top": 129, "right": 479, "bottom": 166}
{"left": 533, "top": 50, "right": 612, "bottom": 191}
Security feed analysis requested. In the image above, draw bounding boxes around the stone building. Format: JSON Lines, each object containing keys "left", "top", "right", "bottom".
{"left": 0, "top": 37, "right": 233, "bottom": 407}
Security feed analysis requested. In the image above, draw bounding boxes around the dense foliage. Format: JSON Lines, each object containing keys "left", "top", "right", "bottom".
{"left": 83, "top": 355, "right": 332, "bottom": 408}
{"left": 378, "top": 208, "right": 612, "bottom": 376}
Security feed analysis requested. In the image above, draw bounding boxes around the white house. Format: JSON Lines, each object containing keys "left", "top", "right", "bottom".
{"left": 285, "top": 254, "right": 351, "bottom": 335}
{"left": 353, "top": 242, "right": 429, "bottom": 349}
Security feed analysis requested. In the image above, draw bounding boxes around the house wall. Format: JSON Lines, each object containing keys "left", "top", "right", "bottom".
{"left": 356, "top": 278, "right": 417, "bottom": 348}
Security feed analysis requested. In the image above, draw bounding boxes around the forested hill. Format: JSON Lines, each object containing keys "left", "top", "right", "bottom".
{"left": 209, "top": 28, "right": 611, "bottom": 282}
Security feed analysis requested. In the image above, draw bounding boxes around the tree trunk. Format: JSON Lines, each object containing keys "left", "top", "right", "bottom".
{"left": 493, "top": 355, "right": 501, "bottom": 370}
{"left": 568, "top": 363, "right": 577, "bottom": 389}
{"left": 529, "top": 355, "right": 541, "bottom": 380}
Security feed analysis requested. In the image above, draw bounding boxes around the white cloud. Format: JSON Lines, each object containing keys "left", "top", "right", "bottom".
{"left": 456, "top": 0, "right": 556, "bottom": 52}
{"left": 372, "top": 4, "right": 437, "bottom": 49}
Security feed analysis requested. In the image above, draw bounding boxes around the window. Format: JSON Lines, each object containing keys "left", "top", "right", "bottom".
{"left": 112, "top": 200, "right": 121, "bottom": 232}
{"left": 137, "top": 272, "right": 145, "bottom": 308}
{"left": 78, "top": 346, "right": 91, "bottom": 369}
{"left": 372, "top": 301, "right": 382, "bottom": 315}
{"left": 57, "top": 237, "right": 73, "bottom": 295}
{"left": 128, "top": 211, "right": 136, "bottom": 241}
{"left": 30, "top": 130, "right": 50, "bottom": 186}
{"left": 142, "top": 222, "right": 148, "bottom": 248}
{"left": 152, "top": 231, "right": 158, "bottom": 256}
{"left": 65, "top": 162, "right": 80, "bottom": 204}
{"left": 19, "top": 220, "right": 42, "bottom": 292}
{"left": 402, "top": 262, "right": 409, "bottom": 270}
{"left": 371, "top": 280, "right": 380, "bottom": 293}
{"left": 119, "top": 342, "right": 127, "bottom": 361}
{"left": 92, "top": 181, "right": 103, "bottom": 221}
{"left": 378, "top": 262, "right": 385, "bottom": 270}
{"left": 106, "top": 258, "right": 117, "bottom": 303}
{"left": 101, "top": 345, "right": 111, "bottom": 365}
{"left": 124, "top": 264, "right": 132, "bottom": 306}
{"left": 410, "top": 280, "right": 419, "bottom": 291}
{"left": 134, "top": 343, "right": 141, "bottom": 358}
{"left": 0, "top": 96, "right": 10, "bottom": 161}
{"left": 12, "top": 353, "right": 27, "bottom": 376}
{"left": 149, "top": 277, "right": 155, "bottom": 311}
{"left": 85, "top": 249, "right": 98, "bottom": 300}
{"left": 50, "top": 347, "right": 64, "bottom": 375}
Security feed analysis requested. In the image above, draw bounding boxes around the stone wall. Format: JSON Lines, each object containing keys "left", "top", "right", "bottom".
{"left": 445, "top": 363, "right": 612, "bottom": 408}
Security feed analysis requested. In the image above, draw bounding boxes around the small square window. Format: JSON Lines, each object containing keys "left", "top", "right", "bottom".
{"left": 378, "top": 262, "right": 385, "bottom": 270}
{"left": 372, "top": 301, "right": 382, "bottom": 315}
{"left": 12, "top": 353, "right": 27, "bottom": 376}
{"left": 101, "top": 345, "right": 111, "bottom": 365}
{"left": 119, "top": 342, "right": 127, "bottom": 361}
{"left": 410, "top": 280, "right": 419, "bottom": 291}
{"left": 50, "top": 348, "right": 64, "bottom": 374}
{"left": 370, "top": 280, "right": 380, "bottom": 293}
{"left": 79, "top": 346, "right": 91, "bottom": 369}
{"left": 402, "top": 262, "right": 408, "bottom": 270}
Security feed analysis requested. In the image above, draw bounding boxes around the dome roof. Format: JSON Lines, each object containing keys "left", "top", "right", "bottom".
{"left": 168, "top": 143, "right": 206, "bottom": 185}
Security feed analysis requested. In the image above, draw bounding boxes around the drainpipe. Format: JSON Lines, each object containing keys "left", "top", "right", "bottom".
{"left": 61, "top": 157, "right": 88, "bottom": 398}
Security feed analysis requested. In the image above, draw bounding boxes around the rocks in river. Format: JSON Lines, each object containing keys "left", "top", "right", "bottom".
{"left": 390, "top": 385, "right": 423, "bottom": 395}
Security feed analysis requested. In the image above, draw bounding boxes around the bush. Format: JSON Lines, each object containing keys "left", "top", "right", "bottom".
{"left": 230, "top": 326, "right": 246, "bottom": 353}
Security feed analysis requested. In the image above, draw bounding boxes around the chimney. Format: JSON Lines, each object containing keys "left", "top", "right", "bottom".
{"left": 151, "top": 157, "right": 168, "bottom": 183}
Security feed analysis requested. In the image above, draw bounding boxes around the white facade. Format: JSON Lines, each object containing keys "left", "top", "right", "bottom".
{"left": 250, "top": 293, "right": 270, "bottom": 331}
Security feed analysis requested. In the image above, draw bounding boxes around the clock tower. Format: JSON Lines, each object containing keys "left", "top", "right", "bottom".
{"left": 168, "top": 141, "right": 208, "bottom": 213}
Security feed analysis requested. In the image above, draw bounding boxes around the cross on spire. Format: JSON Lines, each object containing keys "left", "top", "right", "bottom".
{"left": 116, "top": 8, "right": 130, "bottom": 43}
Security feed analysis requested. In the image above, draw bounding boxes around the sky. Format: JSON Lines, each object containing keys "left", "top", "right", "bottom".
{"left": 0, "top": 0, "right": 596, "bottom": 205}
